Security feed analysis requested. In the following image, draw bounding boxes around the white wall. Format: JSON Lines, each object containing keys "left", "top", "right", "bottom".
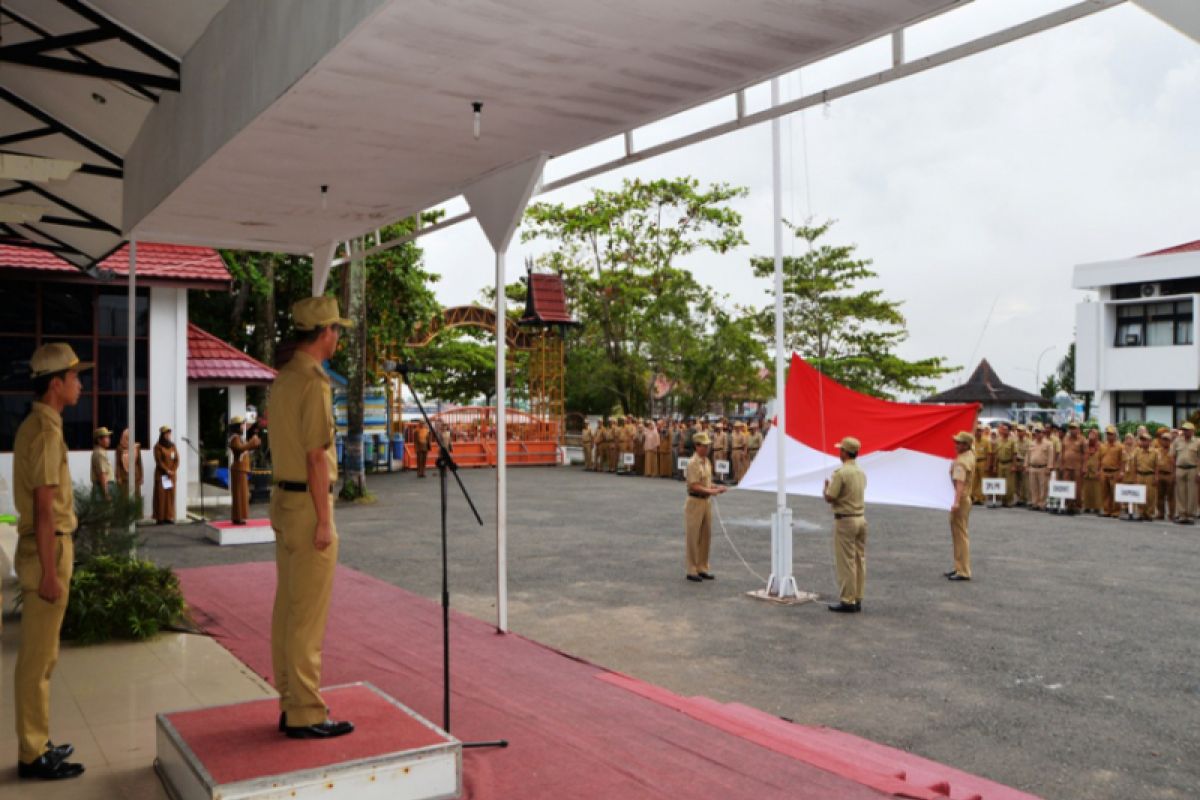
{"left": 148, "top": 286, "right": 190, "bottom": 519}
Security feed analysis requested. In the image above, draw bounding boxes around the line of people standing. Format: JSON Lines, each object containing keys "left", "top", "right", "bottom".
{"left": 580, "top": 416, "right": 767, "bottom": 483}
{"left": 89, "top": 424, "right": 179, "bottom": 523}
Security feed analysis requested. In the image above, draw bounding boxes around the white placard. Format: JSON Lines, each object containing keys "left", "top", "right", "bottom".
{"left": 161, "top": 475, "right": 173, "bottom": 490}
{"left": 677, "top": 457, "right": 689, "bottom": 471}
{"left": 622, "top": 452, "right": 635, "bottom": 466}
{"left": 715, "top": 459, "right": 730, "bottom": 475}
{"left": 1114, "top": 483, "right": 1147, "bottom": 504}
{"left": 1048, "top": 480, "right": 1076, "bottom": 500}
{"left": 982, "top": 478, "right": 1006, "bottom": 495}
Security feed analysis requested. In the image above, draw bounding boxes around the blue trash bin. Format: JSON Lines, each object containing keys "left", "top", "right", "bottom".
{"left": 392, "top": 435, "right": 404, "bottom": 460}
{"left": 336, "top": 436, "right": 345, "bottom": 466}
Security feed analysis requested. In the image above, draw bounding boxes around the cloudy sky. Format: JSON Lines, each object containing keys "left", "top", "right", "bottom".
{"left": 419, "top": 0, "right": 1199, "bottom": 398}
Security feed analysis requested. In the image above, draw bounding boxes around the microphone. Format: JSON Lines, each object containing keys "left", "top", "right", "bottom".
{"left": 181, "top": 436, "right": 192, "bottom": 443}
{"left": 383, "top": 360, "right": 433, "bottom": 374}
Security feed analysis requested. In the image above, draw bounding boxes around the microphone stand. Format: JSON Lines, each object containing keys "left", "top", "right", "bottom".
{"left": 181, "top": 436, "right": 206, "bottom": 524}
{"left": 397, "top": 365, "right": 508, "bottom": 751}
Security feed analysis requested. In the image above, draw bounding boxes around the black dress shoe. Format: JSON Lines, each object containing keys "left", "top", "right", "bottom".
{"left": 947, "top": 573, "right": 971, "bottom": 581}
{"left": 698, "top": 572, "right": 715, "bottom": 580}
{"left": 284, "top": 719, "right": 355, "bottom": 740}
{"left": 17, "top": 751, "right": 85, "bottom": 780}
{"left": 827, "top": 602, "right": 861, "bottom": 613}
{"left": 46, "top": 741, "right": 74, "bottom": 759}
{"left": 686, "top": 574, "right": 703, "bottom": 582}
{"left": 279, "top": 712, "right": 286, "bottom": 732}
{"left": 942, "top": 570, "right": 957, "bottom": 578}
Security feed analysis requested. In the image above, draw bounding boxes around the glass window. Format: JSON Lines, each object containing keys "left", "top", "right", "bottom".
{"left": 97, "top": 340, "right": 149, "bottom": 392}
{"left": 1117, "top": 304, "right": 1144, "bottom": 319}
{"left": 1147, "top": 320, "right": 1174, "bottom": 347}
{"left": 0, "top": 336, "right": 36, "bottom": 391}
{"left": 96, "top": 394, "right": 149, "bottom": 448}
{"left": 61, "top": 393, "right": 95, "bottom": 451}
{"left": 1115, "top": 321, "right": 1143, "bottom": 347}
{"left": 0, "top": 395, "right": 33, "bottom": 451}
{"left": 97, "top": 289, "right": 149, "bottom": 337}
{"left": 0, "top": 281, "right": 36, "bottom": 332}
{"left": 41, "top": 285, "right": 93, "bottom": 335}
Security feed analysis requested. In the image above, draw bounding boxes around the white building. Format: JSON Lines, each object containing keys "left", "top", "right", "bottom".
{"left": 1074, "top": 240, "right": 1200, "bottom": 428}
{"left": 0, "top": 242, "right": 254, "bottom": 520}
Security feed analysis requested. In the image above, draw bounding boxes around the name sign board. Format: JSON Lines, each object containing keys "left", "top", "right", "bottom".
{"left": 622, "top": 452, "right": 635, "bottom": 466}
{"left": 1114, "top": 483, "right": 1147, "bottom": 504}
{"left": 1048, "top": 480, "right": 1076, "bottom": 500}
{"left": 982, "top": 478, "right": 1006, "bottom": 495}
{"left": 715, "top": 460, "right": 731, "bottom": 476}
{"left": 677, "top": 457, "right": 689, "bottom": 471}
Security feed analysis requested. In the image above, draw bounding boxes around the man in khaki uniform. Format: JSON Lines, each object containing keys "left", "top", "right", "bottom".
{"left": 730, "top": 422, "right": 750, "bottom": 483}
{"left": 823, "top": 436, "right": 867, "bottom": 613}
{"left": 1170, "top": 421, "right": 1200, "bottom": 524}
{"left": 993, "top": 423, "right": 1016, "bottom": 507}
{"left": 1013, "top": 425, "right": 1029, "bottom": 506}
{"left": 948, "top": 431, "right": 975, "bottom": 580}
{"left": 1058, "top": 422, "right": 1087, "bottom": 514}
{"left": 1099, "top": 426, "right": 1124, "bottom": 517}
{"left": 90, "top": 427, "right": 114, "bottom": 500}
{"left": 642, "top": 420, "right": 659, "bottom": 477}
{"left": 748, "top": 422, "right": 763, "bottom": 465}
{"left": 684, "top": 432, "right": 726, "bottom": 581}
{"left": 657, "top": 420, "right": 672, "bottom": 477}
{"left": 1132, "top": 432, "right": 1159, "bottom": 521}
{"left": 268, "top": 297, "right": 354, "bottom": 740}
{"left": 229, "top": 416, "right": 262, "bottom": 523}
{"left": 971, "top": 424, "right": 990, "bottom": 504}
{"left": 1155, "top": 429, "right": 1176, "bottom": 522}
{"left": 1026, "top": 425, "right": 1054, "bottom": 510}
{"left": 13, "top": 343, "right": 89, "bottom": 780}
{"left": 581, "top": 423, "right": 594, "bottom": 471}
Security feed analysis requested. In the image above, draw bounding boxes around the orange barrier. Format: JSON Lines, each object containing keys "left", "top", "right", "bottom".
{"left": 402, "top": 407, "right": 560, "bottom": 469}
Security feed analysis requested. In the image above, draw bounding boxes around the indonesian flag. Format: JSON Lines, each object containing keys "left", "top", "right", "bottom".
{"left": 739, "top": 355, "right": 980, "bottom": 510}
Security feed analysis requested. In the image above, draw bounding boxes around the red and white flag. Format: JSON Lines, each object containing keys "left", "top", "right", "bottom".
{"left": 740, "top": 355, "right": 980, "bottom": 510}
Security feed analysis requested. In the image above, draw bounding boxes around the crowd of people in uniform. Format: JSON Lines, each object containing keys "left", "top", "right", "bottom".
{"left": 579, "top": 416, "right": 768, "bottom": 483}
{"left": 966, "top": 419, "right": 1200, "bottom": 522}
{"left": 89, "top": 423, "right": 180, "bottom": 524}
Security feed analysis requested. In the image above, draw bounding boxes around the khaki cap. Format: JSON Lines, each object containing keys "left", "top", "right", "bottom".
{"left": 1105, "top": 425, "right": 1117, "bottom": 434}
{"left": 93, "top": 426, "right": 112, "bottom": 440}
{"left": 693, "top": 432, "right": 712, "bottom": 446}
{"left": 953, "top": 431, "right": 974, "bottom": 444}
{"left": 1139, "top": 431, "right": 1152, "bottom": 440}
{"left": 835, "top": 436, "right": 860, "bottom": 455}
{"left": 230, "top": 415, "right": 245, "bottom": 425}
{"left": 1032, "top": 424, "right": 1044, "bottom": 433}
{"left": 292, "top": 296, "right": 353, "bottom": 331}
{"left": 30, "top": 342, "right": 92, "bottom": 378}
{"left": 159, "top": 425, "right": 172, "bottom": 434}
{"left": 1183, "top": 422, "right": 1196, "bottom": 431}
{"left": 1067, "top": 421, "right": 1080, "bottom": 429}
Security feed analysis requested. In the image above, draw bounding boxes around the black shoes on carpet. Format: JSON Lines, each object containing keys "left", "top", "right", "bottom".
{"left": 279, "top": 712, "right": 355, "bottom": 739}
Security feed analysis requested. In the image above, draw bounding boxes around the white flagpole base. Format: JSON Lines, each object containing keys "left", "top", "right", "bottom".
{"left": 747, "top": 508, "right": 820, "bottom": 605}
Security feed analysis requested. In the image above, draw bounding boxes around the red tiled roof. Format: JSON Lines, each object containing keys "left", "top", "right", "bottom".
{"left": 1140, "top": 240, "right": 1200, "bottom": 257}
{"left": 520, "top": 272, "right": 575, "bottom": 325}
{"left": 0, "top": 242, "right": 230, "bottom": 286}
{"left": 188, "top": 324, "right": 277, "bottom": 384}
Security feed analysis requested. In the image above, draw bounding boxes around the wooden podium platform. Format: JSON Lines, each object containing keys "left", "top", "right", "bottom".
{"left": 155, "top": 682, "right": 460, "bottom": 800}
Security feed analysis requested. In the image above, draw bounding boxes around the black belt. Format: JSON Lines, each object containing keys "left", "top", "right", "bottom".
{"left": 276, "top": 481, "right": 334, "bottom": 493}
{"left": 1030, "top": 465, "right": 1048, "bottom": 469}
{"left": 1102, "top": 468, "right": 1119, "bottom": 472}
{"left": 1137, "top": 472, "right": 1154, "bottom": 476}
{"left": 1179, "top": 465, "right": 1196, "bottom": 470}
{"left": 688, "top": 492, "right": 709, "bottom": 499}
{"left": 56, "top": 530, "right": 74, "bottom": 537}
{"left": 835, "top": 513, "right": 863, "bottom": 519}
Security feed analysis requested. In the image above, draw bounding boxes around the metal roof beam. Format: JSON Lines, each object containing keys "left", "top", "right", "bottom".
{"left": 16, "top": 180, "right": 120, "bottom": 235}
{"left": 54, "top": 0, "right": 180, "bottom": 73}
{"left": 0, "top": 87, "right": 123, "bottom": 167}
{"left": 0, "top": 27, "right": 114, "bottom": 59}
{"left": 0, "top": 52, "right": 180, "bottom": 91}
{"left": 0, "top": 148, "right": 123, "bottom": 179}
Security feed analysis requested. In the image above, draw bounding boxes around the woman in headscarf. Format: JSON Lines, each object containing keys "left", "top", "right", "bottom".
{"left": 115, "top": 427, "right": 144, "bottom": 497}
{"left": 153, "top": 425, "right": 180, "bottom": 523}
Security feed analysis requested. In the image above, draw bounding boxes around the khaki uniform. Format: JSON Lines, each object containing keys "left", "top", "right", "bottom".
{"left": 1170, "top": 435, "right": 1200, "bottom": 521}
{"left": 414, "top": 425, "right": 431, "bottom": 478}
{"left": 12, "top": 402, "right": 77, "bottom": 764}
{"left": 1099, "top": 441, "right": 1124, "bottom": 517}
{"left": 827, "top": 461, "right": 867, "bottom": 605}
{"left": 1082, "top": 444, "right": 1102, "bottom": 513}
{"left": 950, "top": 449, "right": 975, "bottom": 578}
{"left": 748, "top": 429, "right": 763, "bottom": 464}
{"left": 643, "top": 426, "right": 660, "bottom": 477}
{"left": 152, "top": 442, "right": 180, "bottom": 522}
{"left": 731, "top": 429, "right": 750, "bottom": 483}
{"left": 1155, "top": 442, "right": 1176, "bottom": 521}
{"left": 1058, "top": 434, "right": 1087, "bottom": 511}
{"left": 229, "top": 433, "right": 261, "bottom": 523}
{"left": 1026, "top": 439, "right": 1054, "bottom": 510}
{"left": 712, "top": 430, "right": 729, "bottom": 481}
{"left": 684, "top": 454, "right": 714, "bottom": 576}
{"left": 268, "top": 350, "right": 339, "bottom": 727}
{"left": 581, "top": 427, "right": 594, "bottom": 470}
{"left": 994, "top": 435, "right": 1016, "bottom": 506}
{"left": 115, "top": 443, "right": 143, "bottom": 496}
{"left": 971, "top": 436, "right": 991, "bottom": 503}
{"left": 657, "top": 426, "right": 672, "bottom": 477}
{"left": 1013, "top": 435, "right": 1029, "bottom": 505}
{"left": 1133, "top": 446, "right": 1158, "bottom": 520}
{"left": 91, "top": 444, "right": 113, "bottom": 499}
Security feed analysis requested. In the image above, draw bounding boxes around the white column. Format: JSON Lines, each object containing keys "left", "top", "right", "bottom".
{"left": 495, "top": 249, "right": 508, "bottom": 632}
{"left": 175, "top": 288, "right": 189, "bottom": 520}
{"left": 187, "top": 383, "right": 201, "bottom": 492}
{"left": 767, "top": 78, "right": 796, "bottom": 599}
{"left": 228, "top": 385, "right": 247, "bottom": 424}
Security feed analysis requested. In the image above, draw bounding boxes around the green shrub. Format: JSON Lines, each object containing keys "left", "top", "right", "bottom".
{"left": 72, "top": 483, "right": 143, "bottom": 563}
{"left": 1115, "top": 420, "right": 1171, "bottom": 439}
{"left": 61, "top": 556, "right": 190, "bottom": 644}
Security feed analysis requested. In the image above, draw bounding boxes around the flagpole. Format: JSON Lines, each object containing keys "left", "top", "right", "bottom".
{"left": 768, "top": 77, "right": 797, "bottom": 599}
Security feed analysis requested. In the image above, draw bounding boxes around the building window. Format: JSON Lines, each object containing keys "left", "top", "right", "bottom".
{"left": 1115, "top": 391, "right": 1144, "bottom": 423}
{"left": 1114, "top": 301, "right": 1193, "bottom": 347}
{"left": 0, "top": 280, "right": 149, "bottom": 451}
{"left": 1114, "top": 390, "right": 1200, "bottom": 426}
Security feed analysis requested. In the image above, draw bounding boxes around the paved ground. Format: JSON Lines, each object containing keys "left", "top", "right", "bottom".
{"left": 145, "top": 465, "right": 1200, "bottom": 800}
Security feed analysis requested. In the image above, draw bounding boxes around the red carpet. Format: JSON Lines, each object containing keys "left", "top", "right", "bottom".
{"left": 206, "top": 518, "right": 271, "bottom": 529}
{"left": 165, "top": 684, "right": 448, "bottom": 785}
{"left": 179, "top": 563, "right": 1038, "bottom": 800}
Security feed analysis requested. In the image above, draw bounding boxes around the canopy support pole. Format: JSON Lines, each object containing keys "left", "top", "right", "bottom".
{"left": 127, "top": 236, "right": 138, "bottom": 501}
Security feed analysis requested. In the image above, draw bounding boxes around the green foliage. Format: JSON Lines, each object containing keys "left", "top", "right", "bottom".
{"left": 523, "top": 177, "right": 750, "bottom": 414}
{"left": 1040, "top": 374, "right": 1061, "bottom": 400}
{"left": 675, "top": 309, "right": 769, "bottom": 416}
{"left": 61, "top": 556, "right": 189, "bottom": 644}
{"left": 751, "top": 220, "right": 952, "bottom": 400}
{"left": 1115, "top": 420, "right": 1171, "bottom": 438}
{"left": 72, "top": 483, "right": 143, "bottom": 562}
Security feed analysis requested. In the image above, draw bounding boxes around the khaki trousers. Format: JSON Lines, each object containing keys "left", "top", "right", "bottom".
{"left": 1014, "top": 468, "right": 1027, "bottom": 504}
{"left": 15, "top": 535, "right": 73, "bottom": 764}
{"left": 1028, "top": 467, "right": 1049, "bottom": 509}
{"left": 832, "top": 516, "right": 867, "bottom": 604}
{"left": 645, "top": 451, "right": 657, "bottom": 477}
{"left": 270, "top": 490, "right": 338, "bottom": 727}
{"left": 997, "top": 463, "right": 1014, "bottom": 506}
{"left": 684, "top": 497, "right": 712, "bottom": 576}
{"left": 1058, "top": 469, "right": 1081, "bottom": 511}
{"left": 1156, "top": 476, "right": 1175, "bottom": 521}
{"left": 950, "top": 504, "right": 971, "bottom": 578}
{"left": 1101, "top": 470, "right": 1121, "bottom": 517}
{"left": 731, "top": 451, "right": 749, "bottom": 483}
{"left": 1136, "top": 474, "right": 1157, "bottom": 520}
{"left": 583, "top": 443, "right": 593, "bottom": 470}
{"left": 971, "top": 467, "right": 984, "bottom": 503}
{"left": 1175, "top": 467, "right": 1197, "bottom": 520}
{"left": 415, "top": 446, "right": 429, "bottom": 477}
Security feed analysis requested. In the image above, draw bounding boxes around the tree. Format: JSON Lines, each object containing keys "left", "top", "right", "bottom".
{"left": 675, "top": 307, "right": 769, "bottom": 416}
{"left": 751, "top": 220, "right": 951, "bottom": 400}
{"left": 1040, "top": 374, "right": 1061, "bottom": 400}
{"left": 523, "top": 177, "right": 748, "bottom": 415}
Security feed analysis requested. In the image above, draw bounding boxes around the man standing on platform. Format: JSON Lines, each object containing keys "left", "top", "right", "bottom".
{"left": 823, "top": 436, "right": 867, "bottom": 613}
{"left": 948, "top": 431, "right": 975, "bottom": 581}
{"left": 268, "top": 297, "right": 354, "bottom": 740}
{"left": 1170, "top": 421, "right": 1200, "bottom": 524}
{"left": 13, "top": 343, "right": 89, "bottom": 781}
{"left": 684, "top": 432, "right": 725, "bottom": 582}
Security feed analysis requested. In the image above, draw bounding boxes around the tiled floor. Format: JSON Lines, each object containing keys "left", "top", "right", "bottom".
{"left": 0, "top": 617, "right": 275, "bottom": 798}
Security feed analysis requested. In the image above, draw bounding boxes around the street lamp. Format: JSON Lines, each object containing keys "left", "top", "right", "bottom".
{"left": 1035, "top": 346, "right": 1056, "bottom": 393}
